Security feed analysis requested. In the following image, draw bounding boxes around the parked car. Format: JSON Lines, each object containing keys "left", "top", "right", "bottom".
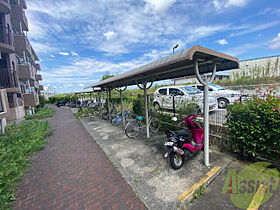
{"left": 153, "top": 86, "right": 217, "bottom": 112}
{"left": 191, "top": 84, "right": 241, "bottom": 109}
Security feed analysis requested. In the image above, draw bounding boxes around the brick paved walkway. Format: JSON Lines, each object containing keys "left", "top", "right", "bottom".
{"left": 13, "top": 107, "right": 145, "bottom": 210}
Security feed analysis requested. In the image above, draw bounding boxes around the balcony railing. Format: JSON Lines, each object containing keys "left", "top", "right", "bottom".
{"left": 0, "top": 24, "right": 14, "bottom": 48}
{"left": 0, "top": 0, "right": 10, "bottom": 14}
{"left": 11, "top": 0, "right": 27, "bottom": 9}
{"left": 14, "top": 33, "right": 31, "bottom": 55}
{"left": 18, "top": 63, "right": 35, "bottom": 80}
{"left": 0, "top": 69, "right": 19, "bottom": 89}
{"left": 23, "top": 93, "right": 39, "bottom": 107}
{"left": 36, "top": 74, "right": 42, "bottom": 81}
{"left": 11, "top": 4, "right": 28, "bottom": 31}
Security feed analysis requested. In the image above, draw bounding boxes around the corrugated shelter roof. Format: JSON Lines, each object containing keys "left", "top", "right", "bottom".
{"left": 85, "top": 45, "right": 239, "bottom": 89}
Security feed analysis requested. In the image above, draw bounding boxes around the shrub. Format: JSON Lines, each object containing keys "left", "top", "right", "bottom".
{"left": 226, "top": 93, "right": 280, "bottom": 159}
{"left": 38, "top": 95, "right": 45, "bottom": 108}
{"left": 157, "top": 102, "right": 200, "bottom": 131}
{"left": 25, "top": 107, "right": 54, "bottom": 120}
{"left": 0, "top": 120, "right": 50, "bottom": 209}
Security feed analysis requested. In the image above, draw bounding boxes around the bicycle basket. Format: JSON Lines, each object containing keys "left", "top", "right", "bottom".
{"left": 136, "top": 116, "right": 143, "bottom": 121}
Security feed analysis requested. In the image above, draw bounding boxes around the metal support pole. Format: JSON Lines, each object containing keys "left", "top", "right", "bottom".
{"left": 194, "top": 59, "right": 216, "bottom": 166}
{"left": 106, "top": 90, "right": 109, "bottom": 117}
{"left": 98, "top": 92, "right": 100, "bottom": 103}
{"left": 143, "top": 83, "right": 150, "bottom": 138}
{"left": 115, "top": 86, "right": 127, "bottom": 126}
{"left": 137, "top": 82, "right": 153, "bottom": 138}
{"left": 1, "top": 119, "right": 5, "bottom": 134}
{"left": 14, "top": 94, "right": 21, "bottom": 119}
{"left": 108, "top": 89, "right": 112, "bottom": 121}
{"left": 203, "top": 83, "right": 209, "bottom": 165}
{"left": 172, "top": 95, "right": 176, "bottom": 117}
{"left": 120, "top": 89, "right": 125, "bottom": 126}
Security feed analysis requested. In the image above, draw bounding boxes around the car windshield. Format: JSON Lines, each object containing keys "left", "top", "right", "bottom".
{"left": 181, "top": 86, "right": 201, "bottom": 94}
{"left": 210, "top": 84, "right": 225, "bottom": 90}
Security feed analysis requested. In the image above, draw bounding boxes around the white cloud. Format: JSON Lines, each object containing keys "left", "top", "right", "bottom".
{"left": 78, "top": 84, "right": 85, "bottom": 87}
{"left": 223, "top": 43, "right": 264, "bottom": 57}
{"left": 41, "top": 48, "right": 171, "bottom": 88}
{"left": 213, "top": 0, "right": 249, "bottom": 10}
{"left": 227, "top": 0, "right": 248, "bottom": 7}
{"left": 230, "top": 21, "right": 280, "bottom": 37}
{"left": 50, "top": 54, "right": 55, "bottom": 58}
{"left": 269, "top": 33, "right": 280, "bottom": 49}
{"left": 144, "top": 0, "right": 176, "bottom": 13}
{"left": 71, "top": 51, "right": 78, "bottom": 56}
{"left": 103, "top": 31, "right": 116, "bottom": 40}
{"left": 217, "top": 39, "right": 228, "bottom": 45}
{"left": 26, "top": 0, "right": 235, "bottom": 55}
{"left": 59, "top": 52, "right": 70, "bottom": 56}
{"left": 29, "top": 41, "right": 58, "bottom": 53}
{"left": 186, "top": 25, "right": 230, "bottom": 42}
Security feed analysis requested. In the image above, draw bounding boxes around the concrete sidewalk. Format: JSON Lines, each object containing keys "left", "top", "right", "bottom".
{"left": 78, "top": 112, "right": 234, "bottom": 209}
{"left": 12, "top": 107, "right": 145, "bottom": 209}
{"left": 189, "top": 160, "right": 280, "bottom": 210}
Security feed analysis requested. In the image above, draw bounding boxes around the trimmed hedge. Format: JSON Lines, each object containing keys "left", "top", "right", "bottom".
{"left": 226, "top": 94, "right": 280, "bottom": 159}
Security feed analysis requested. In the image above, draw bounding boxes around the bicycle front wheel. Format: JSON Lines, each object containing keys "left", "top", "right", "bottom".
{"left": 150, "top": 117, "right": 160, "bottom": 133}
{"left": 101, "top": 110, "right": 109, "bottom": 120}
{"left": 125, "top": 120, "right": 140, "bottom": 138}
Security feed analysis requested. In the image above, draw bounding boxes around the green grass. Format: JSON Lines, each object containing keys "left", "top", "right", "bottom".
{"left": 0, "top": 120, "right": 50, "bottom": 209}
{"left": 134, "top": 178, "right": 140, "bottom": 183}
{"left": 25, "top": 107, "right": 54, "bottom": 120}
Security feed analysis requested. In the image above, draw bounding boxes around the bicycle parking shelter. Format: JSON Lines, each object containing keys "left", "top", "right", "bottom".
{"left": 72, "top": 88, "right": 103, "bottom": 105}
{"left": 85, "top": 45, "right": 239, "bottom": 166}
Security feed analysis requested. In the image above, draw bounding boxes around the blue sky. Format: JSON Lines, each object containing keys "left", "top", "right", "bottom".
{"left": 25, "top": 0, "right": 280, "bottom": 93}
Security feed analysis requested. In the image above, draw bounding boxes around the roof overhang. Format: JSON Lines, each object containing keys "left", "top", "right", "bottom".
{"left": 85, "top": 45, "right": 239, "bottom": 89}
{"left": 72, "top": 87, "right": 102, "bottom": 95}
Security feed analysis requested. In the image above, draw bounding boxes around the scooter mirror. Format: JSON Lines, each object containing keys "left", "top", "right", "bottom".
{"left": 171, "top": 116, "right": 177, "bottom": 121}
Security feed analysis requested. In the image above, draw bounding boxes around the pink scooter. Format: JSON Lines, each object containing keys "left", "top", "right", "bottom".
{"left": 164, "top": 114, "right": 204, "bottom": 170}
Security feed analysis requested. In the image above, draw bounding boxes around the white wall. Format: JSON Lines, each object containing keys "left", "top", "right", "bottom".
{"left": 230, "top": 56, "right": 280, "bottom": 80}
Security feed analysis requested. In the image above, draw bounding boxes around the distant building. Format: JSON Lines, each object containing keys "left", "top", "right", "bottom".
{"left": 173, "top": 72, "right": 230, "bottom": 85}
{"left": 230, "top": 55, "right": 280, "bottom": 80}
{"left": 172, "top": 55, "right": 280, "bottom": 85}
{"left": 41, "top": 86, "right": 55, "bottom": 100}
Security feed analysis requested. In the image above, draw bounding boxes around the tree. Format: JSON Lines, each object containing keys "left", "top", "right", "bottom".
{"left": 101, "top": 74, "right": 115, "bottom": 81}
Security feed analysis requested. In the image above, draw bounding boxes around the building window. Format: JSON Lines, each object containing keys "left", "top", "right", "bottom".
{"left": 0, "top": 95, "right": 3, "bottom": 112}
{"left": 20, "top": 85, "right": 25, "bottom": 94}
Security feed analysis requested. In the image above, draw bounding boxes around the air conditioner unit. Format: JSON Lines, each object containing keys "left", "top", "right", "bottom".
{"left": 26, "top": 109, "right": 33, "bottom": 116}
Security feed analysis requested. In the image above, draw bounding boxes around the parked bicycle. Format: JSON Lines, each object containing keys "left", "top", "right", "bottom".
{"left": 86, "top": 101, "right": 103, "bottom": 117}
{"left": 101, "top": 102, "right": 117, "bottom": 120}
{"left": 111, "top": 110, "right": 132, "bottom": 126}
{"left": 125, "top": 109, "right": 160, "bottom": 138}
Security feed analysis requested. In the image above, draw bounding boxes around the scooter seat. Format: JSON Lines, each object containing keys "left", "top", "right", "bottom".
{"left": 174, "top": 129, "right": 190, "bottom": 137}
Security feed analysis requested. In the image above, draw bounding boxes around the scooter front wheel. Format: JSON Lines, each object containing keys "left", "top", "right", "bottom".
{"left": 170, "top": 151, "right": 184, "bottom": 170}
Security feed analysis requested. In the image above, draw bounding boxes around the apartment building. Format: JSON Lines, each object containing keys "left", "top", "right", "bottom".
{"left": 0, "top": 0, "right": 42, "bottom": 124}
